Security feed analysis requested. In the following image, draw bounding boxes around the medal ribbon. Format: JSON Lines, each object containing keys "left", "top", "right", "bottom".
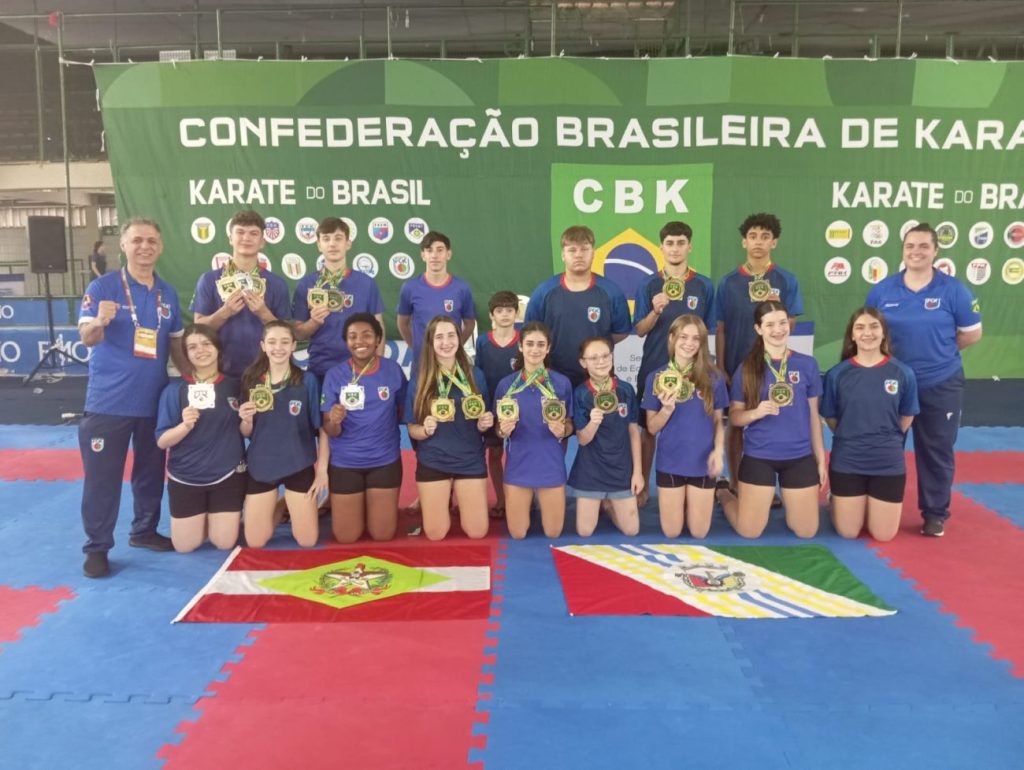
{"left": 744, "top": 260, "right": 773, "bottom": 281}
{"left": 226, "top": 260, "right": 261, "bottom": 279}
{"left": 438, "top": 363, "right": 473, "bottom": 399}
{"left": 662, "top": 267, "right": 694, "bottom": 283}
{"left": 668, "top": 359, "right": 694, "bottom": 379}
{"left": 349, "top": 357, "right": 377, "bottom": 385}
{"left": 262, "top": 372, "right": 290, "bottom": 394}
{"left": 119, "top": 268, "right": 162, "bottom": 331}
{"left": 589, "top": 375, "right": 614, "bottom": 393}
{"left": 504, "top": 367, "right": 557, "bottom": 400}
{"left": 316, "top": 266, "right": 350, "bottom": 290}
{"left": 763, "top": 350, "right": 790, "bottom": 383}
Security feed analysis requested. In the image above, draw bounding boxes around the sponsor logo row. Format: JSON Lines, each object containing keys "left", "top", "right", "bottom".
{"left": 825, "top": 219, "right": 1024, "bottom": 250}
{"left": 207, "top": 251, "right": 416, "bottom": 282}
{"left": 823, "top": 255, "right": 1024, "bottom": 286}
{"left": 190, "top": 215, "right": 429, "bottom": 247}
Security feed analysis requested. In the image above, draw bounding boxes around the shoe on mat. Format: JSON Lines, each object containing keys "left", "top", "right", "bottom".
{"left": 83, "top": 551, "right": 110, "bottom": 578}
{"left": 921, "top": 518, "right": 945, "bottom": 537}
{"left": 128, "top": 533, "right": 174, "bottom": 552}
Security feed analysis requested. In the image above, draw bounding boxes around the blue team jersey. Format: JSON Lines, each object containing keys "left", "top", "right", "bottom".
{"left": 633, "top": 269, "right": 715, "bottom": 393}
{"left": 730, "top": 351, "right": 822, "bottom": 461}
{"left": 524, "top": 274, "right": 631, "bottom": 388}
{"left": 475, "top": 331, "right": 520, "bottom": 394}
{"left": 568, "top": 378, "right": 638, "bottom": 492}
{"left": 190, "top": 267, "right": 291, "bottom": 378}
{"left": 821, "top": 357, "right": 919, "bottom": 476}
{"left": 496, "top": 368, "right": 574, "bottom": 488}
{"left": 156, "top": 375, "right": 245, "bottom": 485}
{"left": 321, "top": 357, "right": 407, "bottom": 470}
{"left": 397, "top": 274, "right": 476, "bottom": 365}
{"left": 866, "top": 270, "right": 981, "bottom": 389}
{"left": 291, "top": 268, "right": 385, "bottom": 376}
{"left": 244, "top": 371, "right": 320, "bottom": 483}
{"left": 711, "top": 264, "right": 803, "bottom": 378}
{"left": 78, "top": 270, "right": 184, "bottom": 418}
{"left": 405, "top": 367, "right": 490, "bottom": 476}
{"left": 643, "top": 369, "right": 729, "bottom": 478}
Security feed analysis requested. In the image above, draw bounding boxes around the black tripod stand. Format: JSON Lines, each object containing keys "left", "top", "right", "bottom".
{"left": 23, "top": 270, "right": 89, "bottom": 386}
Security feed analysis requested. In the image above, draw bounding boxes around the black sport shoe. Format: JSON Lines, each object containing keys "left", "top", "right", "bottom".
{"left": 921, "top": 518, "right": 945, "bottom": 537}
{"left": 83, "top": 551, "right": 110, "bottom": 578}
{"left": 128, "top": 533, "right": 174, "bottom": 552}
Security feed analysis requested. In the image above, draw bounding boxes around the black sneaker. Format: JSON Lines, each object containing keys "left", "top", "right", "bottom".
{"left": 83, "top": 551, "right": 110, "bottom": 578}
{"left": 128, "top": 533, "right": 174, "bottom": 552}
{"left": 921, "top": 519, "right": 945, "bottom": 537}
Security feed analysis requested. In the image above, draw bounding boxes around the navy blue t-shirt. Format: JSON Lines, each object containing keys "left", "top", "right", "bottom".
{"left": 525, "top": 274, "right": 631, "bottom": 389}
{"left": 397, "top": 274, "right": 476, "bottom": 368}
{"left": 496, "top": 368, "right": 574, "bottom": 488}
{"left": 568, "top": 378, "right": 638, "bottom": 492}
{"left": 245, "top": 371, "right": 321, "bottom": 483}
{"left": 322, "top": 358, "right": 406, "bottom": 470}
{"left": 405, "top": 367, "right": 490, "bottom": 476}
{"left": 475, "top": 331, "right": 520, "bottom": 395}
{"left": 821, "top": 357, "right": 919, "bottom": 476}
{"left": 156, "top": 375, "right": 245, "bottom": 485}
{"left": 642, "top": 369, "right": 729, "bottom": 478}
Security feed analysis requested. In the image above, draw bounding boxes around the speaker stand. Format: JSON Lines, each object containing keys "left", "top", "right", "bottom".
{"left": 23, "top": 272, "right": 88, "bottom": 386}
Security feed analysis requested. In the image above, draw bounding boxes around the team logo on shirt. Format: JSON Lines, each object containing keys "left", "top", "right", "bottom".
{"left": 789, "top": 372, "right": 800, "bottom": 384}
{"left": 90, "top": 438, "right": 104, "bottom": 452}
{"left": 971, "top": 298, "right": 981, "bottom": 314}
{"left": 444, "top": 299, "right": 454, "bottom": 313}
{"left": 158, "top": 303, "right": 171, "bottom": 319}
{"left": 884, "top": 379, "right": 899, "bottom": 394}
{"left": 587, "top": 306, "right": 601, "bottom": 322}
{"left": 686, "top": 296, "right": 698, "bottom": 310}
{"left": 378, "top": 386, "right": 390, "bottom": 400}
{"left": 228, "top": 397, "right": 239, "bottom": 410}
{"left": 289, "top": 400, "right": 302, "bottom": 416}
{"left": 924, "top": 298, "right": 941, "bottom": 310}
{"left": 81, "top": 294, "right": 94, "bottom": 312}
{"left": 343, "top": 293, "right": 354, "bottom": 309}
{"left": 617, "top": 403, "right": 628, "bottom": 418}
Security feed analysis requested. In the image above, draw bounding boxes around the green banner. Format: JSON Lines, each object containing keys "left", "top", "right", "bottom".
{"left": 94, "top": 57, "right": 1024, "bottom": 377}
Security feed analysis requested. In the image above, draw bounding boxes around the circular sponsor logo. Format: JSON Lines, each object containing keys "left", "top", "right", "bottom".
{"left": 369, "top": 217, "right": 394, "bottom": 245}
{"left": 295, "top": 217, "right": 319, "bottom": 245}
{"left": 257, "top": 253, "right": 272, "bottom": 271}
{"left": 388, "top": 252, "right": 415, "bottom": 280}
{"left": 965, "top": 258, "right": 991, "bottom": 286}
{"left": 1002, "top": 257, "right": 1024, "bottom": 285}
{"left": 342, "top": 217, "right": 358, "bottom": 242}
{"left": 352, "top": 253, "right": 379, "bottom": 278}
{"left": 969, "top": 221, "right": 994, "bottom": 249}
{"left": 861, "top": 256, "right": 889, "bottom": 285}
{"left": 281, "top": 253, "right": 307, "bottom": 280}
{"left": 263, "top": 216, "right": 285, "bottom": 245}
{"left": 405, "top": 217, "right": 429, "bottom": 244}
{"left": 899, "top": 219, "right": 920, "bottom": 241}
{"left": 211, "top": 252, "right": 231, "bottom": 270}
{"left": 1003, "top": 221, "right": 1024, "bottom": 249}
{"left": 824, "top": 256, "right": 852, "bottom": 285}
{"left": 935, "top": 221, "right": 958, "bottom": 249}
{"left": 191, "top": 217, "right": 215, "bottom": 245}
{"left": 825, "top": 220, "right": 853, "bottom": 248}
{"left": 862, "top": 220, "right": 889, "bottom": 248}
{"left": 934, "top": 257, "right": 956, "bottom": 277}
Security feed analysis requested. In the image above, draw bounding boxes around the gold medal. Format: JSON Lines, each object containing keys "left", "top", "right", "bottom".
{"left": 250, "top": 384, "right": 274, "bottom": 412}
{"left": 327, "top": 289, "right": 345, "bottom": 312}
{"left": 769, "top": 381, "right": 794, "bottom": 407}
{"left": 748, "top": 278, "right": 773, "bottom": 302}
{"left": 677, "top": 379, "right": 695, "bottom": 402}
{"left": 542, "top": 398, "right": 567, "bottom": 424}
{"left": 430, "top": 397, "right": 456, "bottom": 422}
{"left": 216, "top": 276, "right": 238, "bottom": 301}
{"left": 496, "top": 397, "right": 519, "bottom": 422}
{"left": 654, "top": 370, "right": 682, "bottom": 399}
{"left": 250, "top": 276, "right": 266, "bottom": 297}
{"left": 594, "top": 390, "right": 619, "bottom": 413}
{"left": 462, "top": 393, "right": 486, "bottom": 420}
{"left": 307, "top": 288, "right": 329, "bottom": 309}
{"left": 663, "top": 277, "right": 684, "bottom": 301}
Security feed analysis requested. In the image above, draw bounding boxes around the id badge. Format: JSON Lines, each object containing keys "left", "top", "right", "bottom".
{"left": 188, "top": 383, "right": 216, "bottom": 410}
{"left": 340, "top": 384, "right": 366, "bottom": 410}
{"left": 133, "top": 327, "right": 158, "bottom": 359}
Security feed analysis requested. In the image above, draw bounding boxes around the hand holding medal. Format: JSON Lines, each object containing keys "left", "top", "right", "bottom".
{"left": 325, "top": 403, "right": 347, "bottom": 426}
{"left": 180, "top": 406, "right": 200, "bottom": 430}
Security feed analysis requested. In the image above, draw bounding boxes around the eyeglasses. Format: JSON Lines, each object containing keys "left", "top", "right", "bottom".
{"left": 583, "top": 353, "right": 613, "bottom": 363}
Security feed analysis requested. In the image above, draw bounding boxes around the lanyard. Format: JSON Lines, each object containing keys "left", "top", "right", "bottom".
{"left": 764, "top": 350, "right": 790, "bottom": 382}
{"left": 438, "top": 363, "right": 472, "bottom": 399}
{"left": 349, "top": 357, "right": 376, "bottom": 385}
{"left": 262, "top": 371, "right": 290, "bottom": 394}
{"left": 662, "top": 267, "right": 693, "bottom": 282}
{"left": 669, "top": 359, "right": 694, "bottom": 378}
{"left": 589, "top": 375, "right": 614, "bottom": 392}
{"left": 226, "top": 260, "right": 260, "bottom": 279}
{"left": 316, "top": 266, "right": 350, "bottom": 289}
{"left": 504, "top": 367, "right": 556, "bottom": 400}
{"left": 119, "top": 269, "right": 161, "bottom": 331}
{"left": 744, "top": 260, "right": 773, "bottom": 280}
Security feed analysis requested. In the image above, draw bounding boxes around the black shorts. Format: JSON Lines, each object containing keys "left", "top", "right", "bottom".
{"left": 829, "top": 469, "right": 906, "bottom": 504}
{"left": 655, "top": 471, "right": 716, "bottom": 489}
{"left": 329, "top": 459, "right": 403, "bottom": 495}
{"left": 168, "top": 471, "right": 247, "bottom": 518}
{"left": 247, "top": 466, "right": 316, "bottom": 495}
{"left": 739, "top": 454, "right": 819, "bottom": 489}
{"left": 415, "top": 462, "right": 488, "bottom": 483}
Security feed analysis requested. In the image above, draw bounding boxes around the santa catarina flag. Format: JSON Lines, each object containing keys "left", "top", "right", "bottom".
{"left": 552, "top": 544, "right": 895, "bottom": 619}
{"left": 175, "top": 544, "right": 492, "bottom": 623}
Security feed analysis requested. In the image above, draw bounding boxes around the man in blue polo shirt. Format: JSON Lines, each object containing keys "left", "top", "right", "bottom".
{"left": 524, "top": 225, "right": 631, "bottom": 390}
{"left": 867, "top": 222, "right": 982, "bottom": 536}
{"left": 396, "top": 230, "right": 476, "bottom": 374}
{"left": 633, "top": 221, "right": 715, "bottom": 505}
{"left": 77, "top": 217, "right": 188, "bottom": 578}
{"left": 711, "top": 213, "right": 803, "bottom": 492}
{"left": 292, "top": 217, "right": 385, "bottom": 380}
{"left": 191, "top": 210, "right": 290, "bottom": 378}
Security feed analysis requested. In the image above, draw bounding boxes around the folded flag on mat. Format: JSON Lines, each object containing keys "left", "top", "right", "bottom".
{"left": 552, "top": 544, "right": 895, "bottom": 619}
{"left": 175, "top": 544, "right": 492, "bottom": 623}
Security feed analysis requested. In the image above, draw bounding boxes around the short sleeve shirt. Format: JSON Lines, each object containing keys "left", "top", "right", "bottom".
{"left": 156, "top": 375, "right": 244, "bottom": 484}
{"left": 244, "top": 372, "right": 320, "bottom": 482}
{"left": 567, "top": 378, "right": 638, "bottom": 492}
{"left": 642, "top": 369, "right": 729, "bottom": 477}
{"left": 496, "top": 368, "right": 574, "bottom": 488}
{"left": 397, "top": 274, "right": 476, "bottom": 367}
{"left": 321, "top": 357, "right": 407, "bottom": 469}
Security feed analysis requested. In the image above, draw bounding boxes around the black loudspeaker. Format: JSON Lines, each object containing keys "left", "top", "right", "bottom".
{"left": 27, "top": 215, "right": 68, "bottom": 274}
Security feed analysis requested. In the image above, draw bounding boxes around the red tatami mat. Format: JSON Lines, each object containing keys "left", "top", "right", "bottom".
{"left": 0, "top": 585, "right": 75, "bottom": 646}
